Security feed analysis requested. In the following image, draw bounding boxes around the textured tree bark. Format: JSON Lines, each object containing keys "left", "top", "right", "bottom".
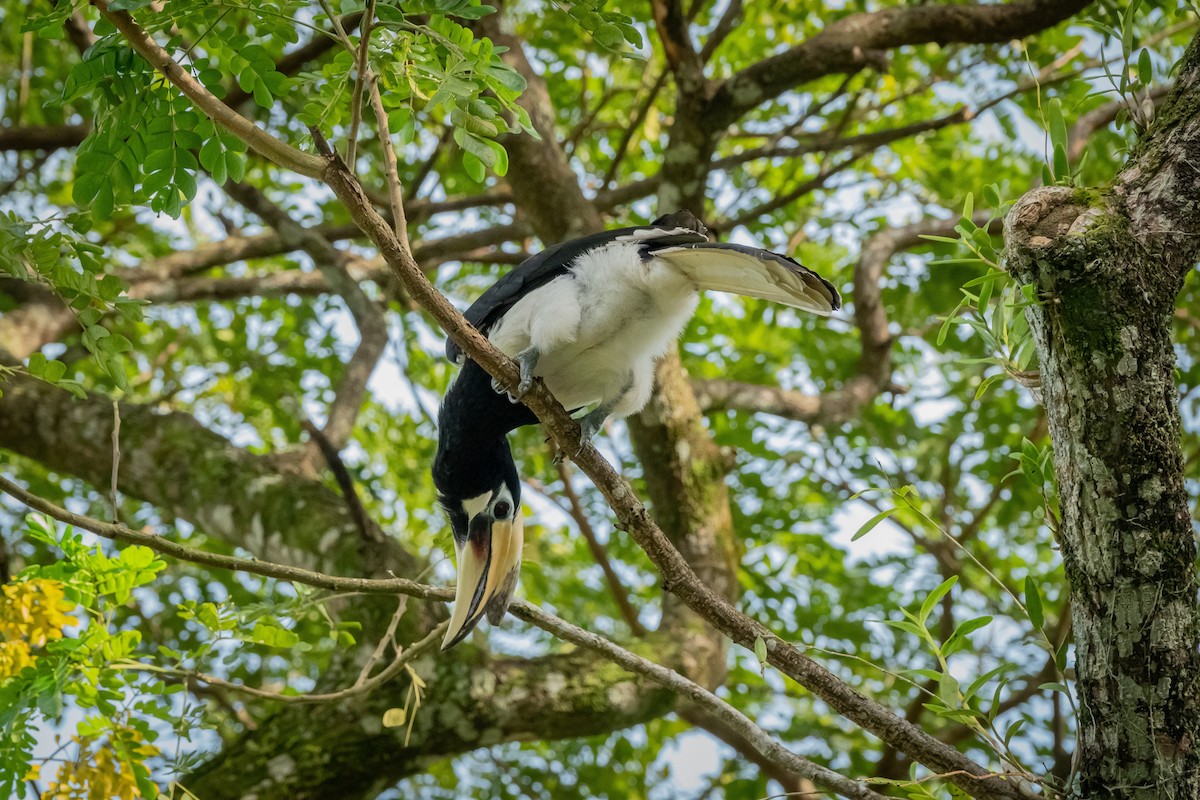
{"left": 184, "top": 646, "right": 673, "bottom": 800}
{"left": 1004, "top": 33, "right": 1200, "bottom": 797}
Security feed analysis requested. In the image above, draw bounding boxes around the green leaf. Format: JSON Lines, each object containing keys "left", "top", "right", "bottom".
{"left": 1137, "top": 48, "right": 1152, "bottom": 86}
{"left": 1046, "top": 98, "right": 1067, "bottom": 154}
{"left": 1053, "top": 142, "right": 1070, "bottom": 184}
{"left": 882, "top": 619, "right": 925, "bottom": 637}
{"left": 851, "top": 508, "right": 895, "bottom": 541}
{"left": 918, "top": 576, "right": 957, "bottom": 626}
{"left": 942, "top": 616, "right": 992, "bottom": 657}
{"left": 1025, "top": 576, "right": 1045, "bottom": 629}
{"left": 251, "top": 622, "right": 301, "bottom": 648}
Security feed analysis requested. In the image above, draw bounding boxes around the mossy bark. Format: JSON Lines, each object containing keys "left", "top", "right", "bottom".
{"left": 1004, "top": 34, "right": 1200, "bottom": 793}
{"left": 185, "top": 646, "right": 674, "bottom": 800}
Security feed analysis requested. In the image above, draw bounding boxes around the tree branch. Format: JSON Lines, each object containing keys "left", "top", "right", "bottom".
{"left": 0, "top": 124, "right": 91, "bottom": 153}
{"left": 706, "top": 0, "right": 1093, "bottom": 131}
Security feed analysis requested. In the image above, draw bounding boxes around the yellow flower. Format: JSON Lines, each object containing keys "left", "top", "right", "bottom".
{"left": 0, "top": 579, "right": 77, "bottom": 679}
{"left": 0, "top": 579, "right": 77, "bottom": 648}
{"left": 42, "top": 730, "right": 161, "bottom": 800}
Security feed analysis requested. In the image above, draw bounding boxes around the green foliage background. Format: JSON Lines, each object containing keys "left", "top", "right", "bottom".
{"left": 0, "top": 0, "right": 1197, "bottom": 797}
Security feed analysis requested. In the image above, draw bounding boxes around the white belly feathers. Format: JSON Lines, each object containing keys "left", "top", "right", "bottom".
{"left": 486, "top": 242, "right": 699, "bottom": 414}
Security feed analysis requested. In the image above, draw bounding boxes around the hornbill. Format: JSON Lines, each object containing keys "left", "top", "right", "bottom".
{"left": 433, "top": 210, "right": 840, "bottom": 649}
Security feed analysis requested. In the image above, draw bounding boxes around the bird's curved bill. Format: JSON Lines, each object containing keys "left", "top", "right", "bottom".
{"left": 442, "top": 513, "right": 523, "bottom": 650}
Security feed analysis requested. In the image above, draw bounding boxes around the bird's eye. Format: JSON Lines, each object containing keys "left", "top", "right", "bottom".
{"left": 493, "top": 501, "right": 512, "bottom": 519}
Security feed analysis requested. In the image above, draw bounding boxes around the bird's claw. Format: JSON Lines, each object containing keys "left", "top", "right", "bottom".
{"left": 490, "top": 376, "right": 520, "bottom": 403}
{"left": 515, "top": 346, "right": 540, "bottom": 401}
{"left": 574, "top": 412, "right": 607, "bottom": 455}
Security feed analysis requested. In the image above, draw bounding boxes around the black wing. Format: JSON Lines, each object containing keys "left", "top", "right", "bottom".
{"left": 445, "top": 220, "right": 708, "bottom": 362}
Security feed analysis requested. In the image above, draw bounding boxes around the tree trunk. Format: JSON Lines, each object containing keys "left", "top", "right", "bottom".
{"left": 1004, "top": 34, "right": 1200, "bottom": 797}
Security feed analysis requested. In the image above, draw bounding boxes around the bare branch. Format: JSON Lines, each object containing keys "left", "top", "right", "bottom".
{"left": 706, "top": 0, "right": 1093, "bottom": 130}
{"left": 367, "top": 75, "right": 411, "bottom": 249}
{"left": 344, "top": 1, "right": 375, "bottom": 167}
{"left": 0, "top": 473, "right": 442, "bottom": 600}
{"left": 120, "top": 620, "right": 446, "bottom": 705}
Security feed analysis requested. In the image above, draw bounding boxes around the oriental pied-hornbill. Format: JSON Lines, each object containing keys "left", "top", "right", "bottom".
{"left": 433, "top": 210, "right": 840, "bottom": 649}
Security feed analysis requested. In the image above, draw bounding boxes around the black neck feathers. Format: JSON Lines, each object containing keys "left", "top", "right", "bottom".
{"left": 433, "top": 361, "right": 537, "bottom": 502}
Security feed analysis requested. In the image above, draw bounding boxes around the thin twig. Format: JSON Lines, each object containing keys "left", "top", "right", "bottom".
{"left": 367, "top": 76, "right": 411, "bottom": 249}
{"left": 355, "top": 595, "right": 408, "bottom": 686}
{"left": 0, "top": 474, "right": 447, "bottom": 601}
{"left": 344, "top": 0, "right": 376, "bottom": 167}
{"left": 110, "top": 399, "right": 121, "bottom": 523}
{"left": 114, "top": 620, "right": 446, "bottom": 704}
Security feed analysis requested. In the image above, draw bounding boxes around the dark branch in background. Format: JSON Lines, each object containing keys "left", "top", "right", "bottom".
{"left": 300, "top": 419, "right": 376, "bottom": 551}
{"left": 64, "top": 9, "right": 98, "bottom": 53}
{"left": 556, "top": 462, "right": 647, "bottom": 636}
{"left": 221, "top": 181, "right": 388, "bottom": 457}
{"left": 707, "top": 0, "right": 1094, "bottom": 130}
{"left": 651, "top": 0, "right": 704, "bottom": 90}
{"left": 0, "top": 124, "right": 91, "bottom": 153}
{"left": 699, "top": 0, "right": 743, "bottom": 62}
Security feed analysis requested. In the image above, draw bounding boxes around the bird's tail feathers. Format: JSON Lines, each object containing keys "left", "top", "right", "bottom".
{"left": 652, "top": 242, "right": 840, "bottom": 315}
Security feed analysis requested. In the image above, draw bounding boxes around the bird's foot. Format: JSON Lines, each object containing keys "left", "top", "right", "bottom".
{"left": 490, "top": 376, "right": 520, "bottom": 403}
{"left": 515, "top": 346, "right": 540, "bottom": 398}
{"left": 575, "top": 409, "right": 608, "bottom": 454}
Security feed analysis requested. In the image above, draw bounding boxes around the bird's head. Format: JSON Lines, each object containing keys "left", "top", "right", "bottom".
{"left": 436, "top": 473, "right": 524, "bottom": 650}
